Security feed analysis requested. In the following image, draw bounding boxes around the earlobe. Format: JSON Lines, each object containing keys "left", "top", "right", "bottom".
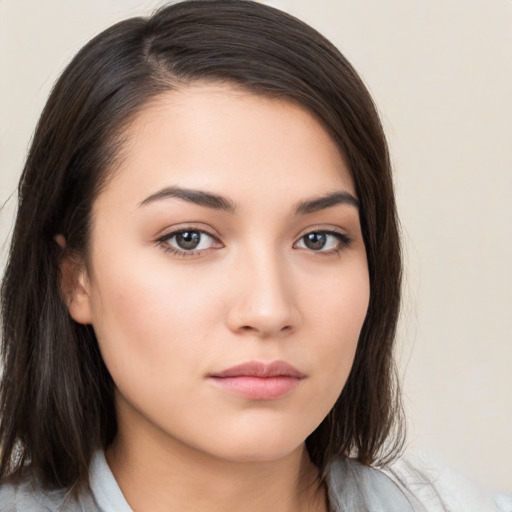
{"left": 55, "top": 235, "right": 93, "bottom": 325}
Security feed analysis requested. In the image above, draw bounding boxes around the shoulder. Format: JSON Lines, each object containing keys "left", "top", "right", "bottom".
{"left": 0, "top": 478, "right": 98, "bottom": 512}
{"left": 326, "top": 452, "right": 509, "bottom": 512}
{"left": 325, "top": 456, "right": 422, "bottom": 512}
{"left": 389, "top": 453, "right": 510, "bottom": 512}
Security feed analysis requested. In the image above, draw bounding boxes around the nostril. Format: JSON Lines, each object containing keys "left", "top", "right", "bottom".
{"left": 237, "top": 324, "right": 293, "bottom": 336}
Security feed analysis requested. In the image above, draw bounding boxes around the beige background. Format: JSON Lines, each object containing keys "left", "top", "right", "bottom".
{"left": 1, "top": 0, "right": 511, "bottom": 491}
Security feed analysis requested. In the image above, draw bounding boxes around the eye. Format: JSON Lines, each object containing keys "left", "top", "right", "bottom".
{"left": 295, "top": 231, "right": 351, "bottom": 253}
{"left": 159, "top": 229, "right": 220, "bottom": 255}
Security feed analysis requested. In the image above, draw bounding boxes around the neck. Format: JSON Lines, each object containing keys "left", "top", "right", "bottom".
{"left": 106, "top": 420, "right": 327, "bottom": 512}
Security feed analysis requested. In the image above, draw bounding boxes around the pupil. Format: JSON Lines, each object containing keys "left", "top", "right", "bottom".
{"left": 304, "top": 233, "right": 326, "bottom": 250}
{"left": 176, "top": 231, "right": 200, "bottom": 250}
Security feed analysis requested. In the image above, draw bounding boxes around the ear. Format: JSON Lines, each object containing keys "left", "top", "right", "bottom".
{"left": 55, "top": 235, "right": 93, "bottom": 325}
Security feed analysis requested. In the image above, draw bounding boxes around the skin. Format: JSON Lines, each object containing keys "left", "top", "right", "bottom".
{"left": 64, "top": 84, "right": 370, "bottom": 512}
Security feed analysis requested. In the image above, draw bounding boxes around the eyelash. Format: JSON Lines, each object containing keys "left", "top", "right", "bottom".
{"left": 156, "top": 229, "right": 222, "bottom": 258}
{"left": 156, "top": 227, "right": 352, "bottom": 258}
{"left": 295, "top": 230, "right": 352, "bottom": 254}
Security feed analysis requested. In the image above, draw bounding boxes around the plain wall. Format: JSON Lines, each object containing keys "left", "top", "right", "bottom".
{"left": 1, "top": 0, "right": 511, "bottom": 491}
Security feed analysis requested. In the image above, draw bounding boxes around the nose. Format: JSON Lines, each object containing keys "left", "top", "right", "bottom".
{"left": 225, "top": 248, "right": 301, "bottom": 338}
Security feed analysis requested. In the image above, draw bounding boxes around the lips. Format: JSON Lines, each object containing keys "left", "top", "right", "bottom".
{"left": 209, "top": 361, "right": 305, "bottom": 400}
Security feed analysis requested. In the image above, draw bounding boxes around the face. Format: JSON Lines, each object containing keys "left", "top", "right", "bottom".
{"left": 69, "top": 84, "right": 370, "bottom": 463}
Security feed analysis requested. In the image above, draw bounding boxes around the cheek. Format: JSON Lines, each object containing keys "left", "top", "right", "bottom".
{"left": 87, "top": 252, "right": 225, "bottom": 386}
{"left": 305, "top": 255, "right": 369, "bottom": 333}
{"left": 303, "top": 259, "right": 370, "bottom": 391}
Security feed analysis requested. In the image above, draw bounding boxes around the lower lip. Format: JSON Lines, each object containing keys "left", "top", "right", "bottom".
{"left": 210, "top": 376, "right": 301, "bottom": 400}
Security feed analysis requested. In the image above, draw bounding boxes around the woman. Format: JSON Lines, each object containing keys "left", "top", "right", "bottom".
{"left": 0, "top": 1, "right": 504, "bottom": 511}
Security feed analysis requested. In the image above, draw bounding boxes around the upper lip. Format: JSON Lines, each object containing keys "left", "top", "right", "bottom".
{"left": 210, "top": 361, "right": 305, "bottom": 378}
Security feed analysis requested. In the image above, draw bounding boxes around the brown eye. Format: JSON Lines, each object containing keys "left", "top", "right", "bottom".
{"left": 303, "top": 232, "right": 327, "bottom": 250}
{"left": 162, "top": 230, "right": 218, "bottom": 253}
{"left": 175, "top": 231, "right": 202, "bottom": 250}
{"left": 295, "top": 231, "right": 351, "bottom": 253}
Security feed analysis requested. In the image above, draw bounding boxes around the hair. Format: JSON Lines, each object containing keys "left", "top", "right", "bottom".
{"left": 0, "top": 0, "right": 403, "bottom": 493}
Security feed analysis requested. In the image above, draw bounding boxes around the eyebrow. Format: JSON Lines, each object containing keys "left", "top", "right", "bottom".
{"left": 294, "top": 191, "right": 359, "bottom": 215}
{"left": 139, "top": 186, "right": 359, "bottom": 214}
{"left": 139, "top": 186, "right": 237, "bottom": 212}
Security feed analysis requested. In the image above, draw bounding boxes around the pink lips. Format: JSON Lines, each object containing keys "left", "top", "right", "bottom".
{"left": 209, "top": 361, "right": 305, "bottom": 400}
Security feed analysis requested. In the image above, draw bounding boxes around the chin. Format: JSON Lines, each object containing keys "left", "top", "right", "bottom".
{"left": 215, "top": 445, "right": 304, "bottom": 464}
{"left": 200, "top": 428, "right": 309, "bottom": 464}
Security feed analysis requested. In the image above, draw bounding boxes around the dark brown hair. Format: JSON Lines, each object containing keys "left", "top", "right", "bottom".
{"left": 0, "top": 0, "right": 403, "bottom": 492}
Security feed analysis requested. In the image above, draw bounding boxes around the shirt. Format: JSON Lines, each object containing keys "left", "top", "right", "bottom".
{"left": 0, "top": 451, "right": 509, "bottom": 511}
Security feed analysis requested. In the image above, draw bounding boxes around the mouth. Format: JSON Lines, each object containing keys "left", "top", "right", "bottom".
{"left": 208, "top": 361, "right": 305, "bottom": 400}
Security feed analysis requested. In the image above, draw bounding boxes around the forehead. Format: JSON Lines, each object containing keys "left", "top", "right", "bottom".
{"left": 99, "top": 83, "right": 355, "bottom": 210}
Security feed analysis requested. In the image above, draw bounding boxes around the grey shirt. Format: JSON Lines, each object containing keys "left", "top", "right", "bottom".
{"left": 0, "top": 451, "right": 507, "bottom": 511}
